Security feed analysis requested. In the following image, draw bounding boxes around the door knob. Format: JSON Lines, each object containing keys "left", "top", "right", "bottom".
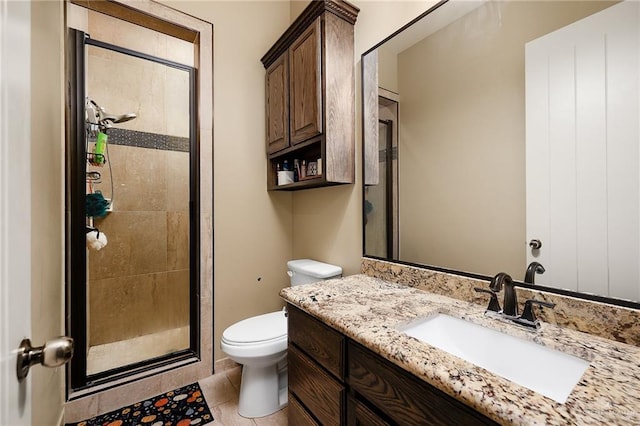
{"left": 16, "top": 336, "right": 74, "bottom": 382}
{"left": 529, "top": 239, "right": 542, "bottom": 250}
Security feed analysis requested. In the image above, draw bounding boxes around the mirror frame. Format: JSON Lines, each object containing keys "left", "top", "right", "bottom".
{"left": 360, "top": 0, "right": 640, "bottom": 311}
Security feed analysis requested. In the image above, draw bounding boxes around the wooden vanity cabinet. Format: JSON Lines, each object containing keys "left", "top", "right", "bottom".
{"left": 288, "top": 304, "right": 346, "bottom": 425}
{"left": 261, "top": 0, "right": 359, "bottom": 191}
{"left": 286, "top": 303, "right": 499, "bottom": 426}
{"left": 348, "top": 341, "right": 499, "bottom": 426}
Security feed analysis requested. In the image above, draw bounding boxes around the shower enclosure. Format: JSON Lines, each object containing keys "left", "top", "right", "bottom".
{"left": 66, "top": 6, "right": 200, "bottom": 390}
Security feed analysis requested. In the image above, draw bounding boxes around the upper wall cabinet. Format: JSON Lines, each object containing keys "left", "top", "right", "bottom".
{"left": 262, "top": 0, "right": 359, "bottom": 191}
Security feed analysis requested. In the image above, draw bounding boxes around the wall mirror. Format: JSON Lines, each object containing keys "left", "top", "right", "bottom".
{"left": 66, "top": 3, "right": 200, "bottom": 390}
{"left": 362, "top": 0, "right": 640, "bottom": 307}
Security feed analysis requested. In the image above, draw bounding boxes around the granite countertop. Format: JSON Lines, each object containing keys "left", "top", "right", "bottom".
{"left": 280, "top": 274, "right": 640, "bottom": 425}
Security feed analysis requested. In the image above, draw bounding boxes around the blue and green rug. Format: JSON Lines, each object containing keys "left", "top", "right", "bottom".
{"left": 66, "top": 382, "right": 213, "bottom": 426}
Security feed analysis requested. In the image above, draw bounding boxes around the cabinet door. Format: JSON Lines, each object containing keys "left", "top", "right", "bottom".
{"left": 266, "top": 53, "right": 289, "bottom": 153}
{"left": 289, "top": 17, "right": 322, "bottom": 145}
{"left": 289, "top": 345, "right": 345, "bottom": 425}
{"left": 348, "top": 341, "right": 498, "bottom": 425}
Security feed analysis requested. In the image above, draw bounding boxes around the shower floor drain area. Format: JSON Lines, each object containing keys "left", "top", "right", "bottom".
{"left": 65, "top": 382, "right": 213, "bottom": 426}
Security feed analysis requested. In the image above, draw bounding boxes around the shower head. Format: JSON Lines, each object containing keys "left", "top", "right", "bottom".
{"left": 86, "top": 98, "right": 137, "bottom": 129}
{"left": 101, "top": 112, "right": 137, "bottom": 125}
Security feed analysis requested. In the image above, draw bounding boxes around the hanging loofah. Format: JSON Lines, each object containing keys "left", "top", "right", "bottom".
{"left": 86, "top": 192, "right": 110, "bottom": 218}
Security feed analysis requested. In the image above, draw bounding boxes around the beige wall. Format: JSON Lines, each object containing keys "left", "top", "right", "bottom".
{"left": 31, "top": 1, "right": 65, "bottom": 424}
{"left": 160, "top": 1, "right": 442, "bottom": 364}
{"left": 396, "top": 1, "right": 611, "bottom": 278}
{"left": 161, "top": 1, "right": 293, "bottom": 363}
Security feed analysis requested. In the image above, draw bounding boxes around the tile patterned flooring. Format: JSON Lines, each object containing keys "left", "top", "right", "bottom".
{"left": 199, "top": 366, "right": 287, "bottom": 425}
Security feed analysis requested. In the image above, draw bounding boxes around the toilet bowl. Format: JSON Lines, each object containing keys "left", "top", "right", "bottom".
{"left": 221, "top": 310, "right": 288, "bottom": 418}
{"left": 221, "top": 259, "right": 342, "bottom": 418}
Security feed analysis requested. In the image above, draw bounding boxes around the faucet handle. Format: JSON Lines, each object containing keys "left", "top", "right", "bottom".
{"left": 517, "top": 299, "right": 555, "bottom": 328}
{"left": 474, "top": 287, "right": 501, "bottom": 313}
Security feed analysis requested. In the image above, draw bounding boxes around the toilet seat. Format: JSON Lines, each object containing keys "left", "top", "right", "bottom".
{"left": 221, "top": 310, "right": 288, "bottom": 359}
{"left": 222, "top": 310, "right": 287, "bottom": 344}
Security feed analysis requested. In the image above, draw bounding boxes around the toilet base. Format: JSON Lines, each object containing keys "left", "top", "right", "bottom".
{"left": 238, "top": 363, "right": 287, "bottom": 418}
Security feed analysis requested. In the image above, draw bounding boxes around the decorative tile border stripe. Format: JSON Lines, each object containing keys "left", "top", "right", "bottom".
{"left": 90, "top": 128, "right": 190, "bottom": 152}
{"left": 361, "top": 257, "right": 640, "bottom": 346}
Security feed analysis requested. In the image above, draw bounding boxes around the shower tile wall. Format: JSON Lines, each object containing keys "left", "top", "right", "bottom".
{"left": 88, "top": 146, "right": 190, "bottom": 346}
{"left": 85, "top": 9, "right": 193, "bottom": 350}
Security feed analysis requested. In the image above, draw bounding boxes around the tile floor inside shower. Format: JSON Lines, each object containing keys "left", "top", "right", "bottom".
{"left": 199, "top": 365, "right": 288, "bottom": 425}
{"left": 87, "top": 326, "right": 191, "bottom": 375}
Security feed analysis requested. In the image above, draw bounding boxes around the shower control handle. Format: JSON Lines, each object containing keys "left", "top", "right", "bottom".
{"left": 16, "top": 336, "right": 74, "bottom": 382}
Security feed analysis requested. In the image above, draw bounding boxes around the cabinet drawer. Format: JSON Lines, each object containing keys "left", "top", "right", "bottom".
{"left": 289, "top": 345, "right": 345, "bottom": 426}
{"left": 288, "top": 304, "right": 344, "bottom": 379}
{"left": 288, "top": 392, "right": 319, "bottom": 426}
{"left": 348, "top": 341, "right": 498, "bottom": 426}
{"left": 348, "top": 395, "right": 391, "bottom": 426}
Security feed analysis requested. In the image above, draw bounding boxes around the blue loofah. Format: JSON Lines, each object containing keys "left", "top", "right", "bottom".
{"left": 86, "top": 192, "right": 109, "bottom": 218}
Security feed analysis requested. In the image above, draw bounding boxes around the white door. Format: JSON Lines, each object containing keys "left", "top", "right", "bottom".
{"left": 0, "top": 0, "right": 32, "bottom": 424}
{"left": 526, "top": 1, "right": 640, "bottom": 300}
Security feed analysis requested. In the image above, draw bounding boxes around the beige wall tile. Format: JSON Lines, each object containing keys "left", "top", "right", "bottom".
{"left": 89, "top": 269, "right": 189, "bottom": 346}
{"left": 165, "top": 269, "right": 191, "bottom": 327}
{"left": 64, "top": 394, "right": 100, "bottom": 424}
{"left": 165, "top": 34, "right": 195, "bottom": 67}
{"left": 165, "top": 150, "right": 190, "bottom": 212}
{"left": 90, "top": 211, "right": 168, "bottom": 279}
{"left": 88, "top": 9, "right": 166, "bottom": 62}
{"left": 105, "top": 145, "right": 168, "bottom": 212}
{"left": 96, "top": 375, "right": 163, "bottom": 417}
{"left": 89, "top": 272, "right": 168, "bottom": 344}
{"left": 88, "top": 50, "right": 165, "bottom": 136}
{"left": 167, "top": 211, "right": 190, "bottom": 270}
{"left": 165, "top": 66, "right": 191, "bottom": 138}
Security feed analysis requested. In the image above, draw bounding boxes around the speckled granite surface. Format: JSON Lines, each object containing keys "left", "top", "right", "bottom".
{"left": 280, "top": 275, "right": 640, "bottom": 425}
{"left": 362, "top": 258, "right": 640, "bottom": 346}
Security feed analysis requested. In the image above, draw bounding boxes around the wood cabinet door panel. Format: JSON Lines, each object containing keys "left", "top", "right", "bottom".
{"left": 289, "top": 18, "right": 322, "bottom": 145}
{"left": 348, "top": 395, "right": 391, "bottom": 426}
{"left": 288, "top": 392, "right": 319, "bottom": 426}
{"left": 289, "top": 345, "right": 345, "bottom": 426}
{"left": 266, "top": 53, "right": 289, "bottom": 153}
{"left": 288, "top": 304, "right": 344, "bottom": 379}
{"left": 348, "top": 341, "right": 498, "bottom": 426}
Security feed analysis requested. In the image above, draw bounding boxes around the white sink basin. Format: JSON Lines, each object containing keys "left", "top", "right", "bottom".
{"left": 398, "top": 313, "right": 590, "bottom": 403}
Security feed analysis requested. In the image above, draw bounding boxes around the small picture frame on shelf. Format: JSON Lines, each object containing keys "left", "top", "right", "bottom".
{"left": 307, "top": 161, "right": 317, "bottom": 176}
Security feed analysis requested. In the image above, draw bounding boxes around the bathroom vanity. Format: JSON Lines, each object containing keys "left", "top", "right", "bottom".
{"left": 281, "top": 275, "right": 640, "bottom": 425}
{"left": 287, "top": 303, "right": 496, "bottom": 425}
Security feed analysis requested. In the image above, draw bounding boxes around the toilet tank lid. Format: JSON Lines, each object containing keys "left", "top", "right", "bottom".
{"left": 287, "top": 259, "right": 342, "bottom": 278}
{"left": 222, "top": 311, "right": 287, "bottom": 343}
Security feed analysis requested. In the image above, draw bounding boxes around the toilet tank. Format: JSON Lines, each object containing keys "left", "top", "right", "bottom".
{"left": 287, "top": 259, "right": 342, "bottom": 286}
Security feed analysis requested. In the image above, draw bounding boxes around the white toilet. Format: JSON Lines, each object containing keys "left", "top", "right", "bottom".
{"left": 221, "top": 259, "right": 342, "bottom": 418}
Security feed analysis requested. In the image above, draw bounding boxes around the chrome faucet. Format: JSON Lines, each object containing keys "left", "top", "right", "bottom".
{"left": 489, "top": 272, "right": 518, "bottom": 317}
{"left": 524, "top": 262, "right": 545, "bottom": 284}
